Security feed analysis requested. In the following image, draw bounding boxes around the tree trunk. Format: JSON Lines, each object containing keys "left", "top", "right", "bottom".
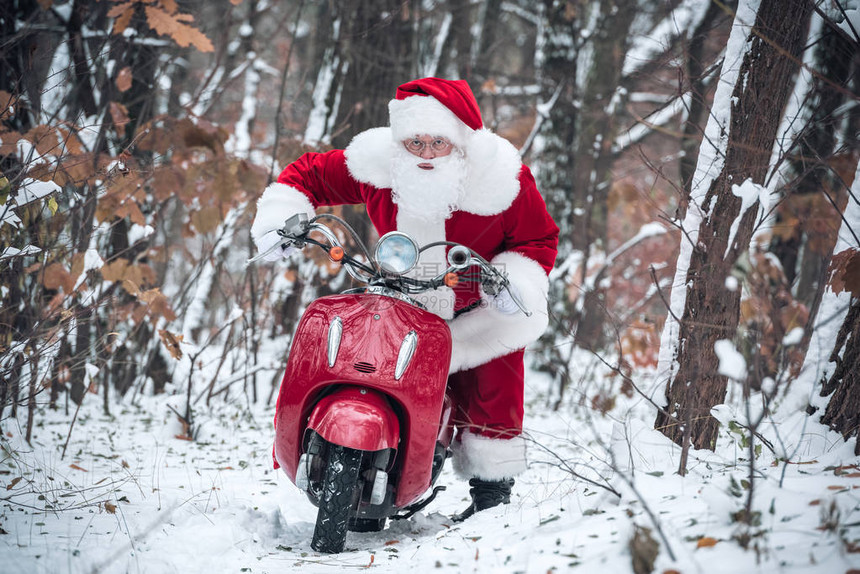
{"left": 330, "top": 1, "right": 416, "bottom": 148}
{"left": 468, "top": 0, "right": 504, "bottom": 92}
{"left": 820, "top": 297, "right": 860, "bottom": 454}
{"left": 655, "top": 0, "right": 813, "bottom": 451}
{"left": 438, "top": 0, "right": 474, "bottom": 80}
{"left": 569, "top": 0, "right": 636, "bottom": 350}
{"left": 328, "top": 0, "right": 417, "bottom": 244}
{"left": 769, "top": 16, "right": 857, "bottom": 300}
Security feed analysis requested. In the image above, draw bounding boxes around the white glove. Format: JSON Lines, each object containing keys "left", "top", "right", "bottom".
{"left": 486, "top": 283, "right": 522, "bottom": 315}
{"left": 255, "top": 230, "right": 298, "bottom": 262}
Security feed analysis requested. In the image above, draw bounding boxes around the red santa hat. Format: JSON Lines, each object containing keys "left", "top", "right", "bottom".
{"left": 388, "top": 77, "right": 483, "bottom": 149}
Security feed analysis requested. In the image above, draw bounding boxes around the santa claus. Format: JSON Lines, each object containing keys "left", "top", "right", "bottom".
{"left": 252, "top": 77, "right": 559, "bottom": 521}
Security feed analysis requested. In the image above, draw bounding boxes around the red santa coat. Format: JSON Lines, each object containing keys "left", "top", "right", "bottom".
{"left": 253, "top": 127, "right": 559, "bottom": 375}
{"left": 253, "top": 127, "right": 558, "bottom": 479}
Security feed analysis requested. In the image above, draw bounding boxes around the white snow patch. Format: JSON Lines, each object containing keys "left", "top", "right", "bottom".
{"left": 84, "top": 362, "right": 100, "bottom": 383}
{"left": 782, "top": 327, "right": 804, "bottom": 346}
{"left": 725, "top": 275, "right": 739, "bottom": 291}
{"left": 73, "top": 248, "right": 105, "bottom": 291}
{"left": 724, "top": 177, "right": 765, "bottom": 257}
{"left": 0, "top": 245, "right": 42, "bottom": 260}
{"left": 128, "top": 223, "right": 155, "bottom": 244}
{"left": 837, "top": 9, "right": 860, "bottom": 37}
{"left": 14, "top": 178, "right": 60, "bottom": 207}
{"left": 714, "top": 339, "right": 746, "bottom": 380}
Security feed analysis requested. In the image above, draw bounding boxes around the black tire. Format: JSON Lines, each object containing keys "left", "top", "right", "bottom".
{"left": 348, "top": 517, "right": 386, "bottom": 532}
{"left": 311, "top": 444, "right": 363, "bottom": 553}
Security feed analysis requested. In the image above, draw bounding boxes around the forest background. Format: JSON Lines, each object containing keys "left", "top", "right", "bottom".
{"left": 1, "top": 0, "right": 860, "bottom": 572}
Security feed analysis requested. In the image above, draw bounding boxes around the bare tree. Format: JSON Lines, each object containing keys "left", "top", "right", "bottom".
{"left": 654, "top": 0, "right": 814, "bottom": 456}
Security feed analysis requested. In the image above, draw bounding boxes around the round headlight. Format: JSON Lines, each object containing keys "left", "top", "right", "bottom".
{"left": 375, "top": 232, "right": 419, "bottom": 275}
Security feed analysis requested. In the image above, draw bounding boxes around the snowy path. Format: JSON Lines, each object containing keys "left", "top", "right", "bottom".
{"left": 2, "top": 374, "right": 859, "bottom": 573}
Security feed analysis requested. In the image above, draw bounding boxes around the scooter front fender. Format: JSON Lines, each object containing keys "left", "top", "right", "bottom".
{"left": 307, "top": 387, "right": 400, "bottom": 452}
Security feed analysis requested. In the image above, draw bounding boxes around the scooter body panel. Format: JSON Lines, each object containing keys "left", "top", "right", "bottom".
{"left": 273, "top": 293, "right": 453, "bottom": 508}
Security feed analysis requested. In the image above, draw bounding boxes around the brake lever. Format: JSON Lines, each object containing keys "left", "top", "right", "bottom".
{"left": 246, "top": 213, "right": 310, "bottom": 265}
{"left": 505, "top": 283, "right": 532, "bottom": 317}
{"left": 481, "top": 264, "right": 532, "bottom": 317}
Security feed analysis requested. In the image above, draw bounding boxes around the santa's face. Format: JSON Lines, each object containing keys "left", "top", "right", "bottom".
{"left": 391, "top": 135, "right": 466, "bottom": 222}
{"left": 402, "top": 135, "right": 455, "bottom": 170}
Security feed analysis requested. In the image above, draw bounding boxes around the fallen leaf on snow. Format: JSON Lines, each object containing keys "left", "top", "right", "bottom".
{"left": 696, "top": 537, "right": 719, "bottom": 548}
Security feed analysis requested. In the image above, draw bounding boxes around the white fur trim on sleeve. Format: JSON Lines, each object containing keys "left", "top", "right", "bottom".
{"left": 448, "top": 251, "right": 549, "bottom": 374}
{"left": 459, "top": 129, "right": 522, "bottom": 216}
{"left": 451, "top": 430, "right": 527, "bottom": 480}
{"left": 344, "top": 127, "right": 394, "bottom": 189}
{"left": 250, "top": 183, "right": 316, "bottom": 245}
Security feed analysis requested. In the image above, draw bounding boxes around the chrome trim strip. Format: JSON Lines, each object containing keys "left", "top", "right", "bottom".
{"left": 341, "top": 286, "right": 426, "bottom": 310}
{"left": 327, "top": 316, "right": 343, "bottom": 367}
{"left": 395, "top": 331, "right": 418, "bottom": 380}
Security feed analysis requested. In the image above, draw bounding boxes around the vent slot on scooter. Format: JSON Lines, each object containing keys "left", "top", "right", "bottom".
{"left": 353, "top": 361, "right": 377, "bottom": 373}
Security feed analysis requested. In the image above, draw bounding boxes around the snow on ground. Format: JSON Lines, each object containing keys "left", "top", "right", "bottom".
{"left": 1, "top": 363, "right": 859, "bottom": 574}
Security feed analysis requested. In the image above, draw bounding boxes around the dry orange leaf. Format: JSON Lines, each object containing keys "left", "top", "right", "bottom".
{"left": 829, "top": 249, "right": 860, "bottom": 296}
{"left": 107, "top": 1, "right": 133, "bottom": 20}
{"left": 109, "top": 102, "right": 130, "bottom": 137}
{"left": 41, "top": 262, "right": 76, "bottom": 293}
{"left": 102, "top": 260, "right": 156, "bottom": 290}
{"left": 69, "top": 463, "right": 88, "bottom": 472}
{"left": 116, "top": 66, "right": 133, "bottom": 93}
{"left": 104, "top": 502, "right": 117, "bottom": 514}
{"left": 190, "top": 204, "right": 222, "bottom": 235}
{"left": 138, "top": 288, "right": 176, "bottom": 322}
{"left": 0, "top": 90, "right": 14, "bottom": 121}
{"left": 158, "top": 329, "right": 184, "bottom": 360}
{"left": 384, "top": 540, "right": 399, "bottom": 546}
{"left": 696, "top": 537, "right": 718, "bottom": 548}
{"left": 144, "top": 6, "right": 214, "bottom": 52}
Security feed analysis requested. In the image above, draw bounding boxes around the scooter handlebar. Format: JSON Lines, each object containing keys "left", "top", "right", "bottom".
{"left": 251, "top": 215, "right": 531, "bottom": 315}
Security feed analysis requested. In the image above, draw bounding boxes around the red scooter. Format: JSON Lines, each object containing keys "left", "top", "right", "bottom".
{"left": 251, "top": 213, "right": 526, "bottom": 553}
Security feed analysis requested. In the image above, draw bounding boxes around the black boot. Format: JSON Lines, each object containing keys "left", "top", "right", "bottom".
{"left": 452, "top": 477, "right": 514, "bottom": 522}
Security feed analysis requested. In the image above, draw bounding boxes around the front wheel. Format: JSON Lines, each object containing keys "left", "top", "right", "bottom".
{"left": 311, "top": 444, "right": 362, "bottom": 553}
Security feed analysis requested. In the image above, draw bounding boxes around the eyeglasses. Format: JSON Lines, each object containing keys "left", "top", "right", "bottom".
{"left": 403, "top": 137, "right": 454, "bottom": 153}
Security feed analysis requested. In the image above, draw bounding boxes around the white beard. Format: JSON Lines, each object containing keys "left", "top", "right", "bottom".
{"left": 389, "top": 146, "right": 466, "bottom": 320}
{"left": 390, "top": 146, "right": 467, "bottom": 222}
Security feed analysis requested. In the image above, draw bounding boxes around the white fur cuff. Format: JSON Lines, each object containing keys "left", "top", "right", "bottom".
{"left": 451, "top": 431, "right": 527, "bottom": 480}
{"left": 251, "top": 183, "right": 316, "bottom": 244}
{"left": 448, "top": 251, "right": 550, "bottom": 373}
